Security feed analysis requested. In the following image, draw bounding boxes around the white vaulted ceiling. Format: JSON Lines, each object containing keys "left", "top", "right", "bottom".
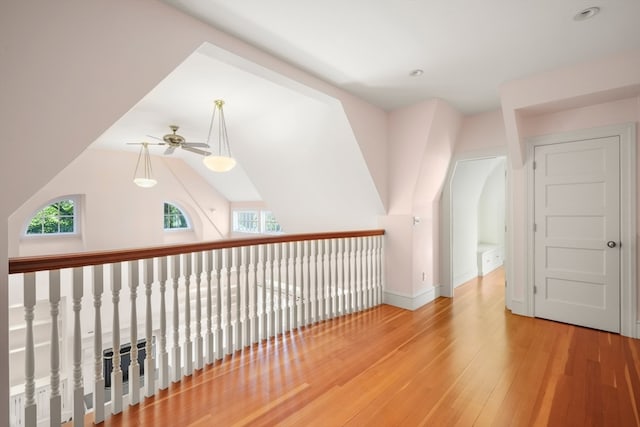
{"left": 92, "top": 43, "right": 385, "bottom": 232}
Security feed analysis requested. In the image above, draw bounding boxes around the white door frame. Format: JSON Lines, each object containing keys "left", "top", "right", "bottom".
{"left": 440, "top": 148, "right": 509, "bottom": 300}
{"left": 526, "top": 123, "right": 637, "bottom": 337}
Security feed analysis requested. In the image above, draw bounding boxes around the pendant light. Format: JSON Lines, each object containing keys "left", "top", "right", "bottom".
{"left": 133, "top": 142, "right": 157, "bottom": 188}
{"left": 203, "top": 99, "right": 237, "bottom": 172}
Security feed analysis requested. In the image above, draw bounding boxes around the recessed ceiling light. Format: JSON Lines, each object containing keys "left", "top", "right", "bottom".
{"left": 574, "top": 6, "right": 600, "bottom": 21}
{"left": 409, "top": 69, "right": 424, "bottom": 77}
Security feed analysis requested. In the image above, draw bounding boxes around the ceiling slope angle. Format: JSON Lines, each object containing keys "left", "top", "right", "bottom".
{"left": 92, "top": 42, "right": 385, "bottom": 232}
{"left": 164, "top": 0, "right": 640, "bottom": 113}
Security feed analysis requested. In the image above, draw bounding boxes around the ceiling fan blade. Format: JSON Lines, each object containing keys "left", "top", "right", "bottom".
{"left": 146, "top": 135, "right": 164, "bottom": 142}
{"left": 126, "top": 141, "right": 164, "bottom": 146}
{"left": 183, "top": 142, "right": 209, "bottom": 148}
{"left": 182, "top": 146, "right": 211, "bottom": 156}
{"left": 164, "top": 146, "right": 176, "bottom": 155}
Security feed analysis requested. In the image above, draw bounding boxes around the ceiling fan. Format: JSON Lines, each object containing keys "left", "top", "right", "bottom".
{"left": 130, "top": 125, "right": 212, "bottom": 156}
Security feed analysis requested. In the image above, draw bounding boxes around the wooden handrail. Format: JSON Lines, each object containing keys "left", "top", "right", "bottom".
{"left": 9, "top": 229, "right": 385, "bottom": 274}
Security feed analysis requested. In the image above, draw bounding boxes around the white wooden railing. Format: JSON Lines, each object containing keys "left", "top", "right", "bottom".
{"left": 7, "top": 230, "right": 385, "bottom": 426}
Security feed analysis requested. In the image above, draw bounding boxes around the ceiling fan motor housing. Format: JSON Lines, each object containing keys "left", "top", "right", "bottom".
{"left": 163, "top": 125, "right": 186, "bottom": 146}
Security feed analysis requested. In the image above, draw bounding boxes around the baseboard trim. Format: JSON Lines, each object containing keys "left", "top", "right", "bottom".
{"left": 384, "top": 286, "right": 439, "bottom": 311}
{"left": 508, "top": 299, "right": 529, "bottom": 317}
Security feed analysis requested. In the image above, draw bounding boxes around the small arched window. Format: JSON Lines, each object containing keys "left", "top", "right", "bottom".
{"left": 164, "top": 202, "right": 190, "bottom": 230}
{"left": 26, "top": 199, "right": 76, "bottom": 235}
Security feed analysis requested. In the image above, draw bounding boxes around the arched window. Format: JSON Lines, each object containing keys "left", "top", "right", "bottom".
{"left": 164, "top": 202, "right": 190, "bottom": 230}
{"left": 26, "top": 199, "right": 76, "bottom": 235}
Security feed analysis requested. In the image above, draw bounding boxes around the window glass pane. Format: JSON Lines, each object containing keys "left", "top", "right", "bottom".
{"left": 59, "top": 217, "right": 74, "bottom": 233}
{"left": 27, "top": 219, "right": 43, "bottom": 234}
{"left": 58, "top": 200, "right": 74, "bottom": 216}
{"left": 26, "top": 199, "right": 75, "bottom": 235}
{"left": 233, "top": 210, "right": 259, "bottom": 233}
{"left": 163, "top": 203, "right": 189, "bottom": 230}
{"left": 262, "top": 211, "right": 282, "bottom": 233}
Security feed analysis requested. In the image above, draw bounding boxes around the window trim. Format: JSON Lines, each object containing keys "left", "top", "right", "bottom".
{"left": 24, "top": 196, "right": 79, "bottom": 237}
{"left": 232, "top": 209, "right": 283, "bottom": 235}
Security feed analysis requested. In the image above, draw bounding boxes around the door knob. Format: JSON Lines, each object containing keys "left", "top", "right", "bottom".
{"left": 607, "top": 241, "right": 617, "bottom": 248}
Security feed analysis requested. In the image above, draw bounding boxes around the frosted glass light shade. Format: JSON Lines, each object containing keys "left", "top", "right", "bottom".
{"left": 133, "top": 143, "right": 157, "bottom": 188}
{"left": 133, "top": 177, "right": 157, "bottom": 188}
{"left": 203, "top": 155, "right": 236, "bottom": 172}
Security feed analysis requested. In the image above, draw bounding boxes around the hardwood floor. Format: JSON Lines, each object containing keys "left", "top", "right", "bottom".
{"left": 95, "top": 268, "right": 640, "bottom": 426}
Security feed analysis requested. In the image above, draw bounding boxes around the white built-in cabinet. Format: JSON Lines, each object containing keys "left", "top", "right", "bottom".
{"left": 477, "top": 243, "right": 504, "bottom": 276}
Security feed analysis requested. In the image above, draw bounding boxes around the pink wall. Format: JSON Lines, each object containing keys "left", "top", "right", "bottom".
{"left": 9, "top": 149, "right": 230, "bottom": 257}
{"left": 385, "top": 99, "right": 461, "bottom": 301}
{"left": 456, "top": 110, "right": 508, "bottom": 153}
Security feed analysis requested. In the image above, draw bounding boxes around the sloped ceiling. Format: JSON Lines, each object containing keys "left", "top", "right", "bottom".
{"left": 92, "top": 43, "right": 385, "bottom": 232}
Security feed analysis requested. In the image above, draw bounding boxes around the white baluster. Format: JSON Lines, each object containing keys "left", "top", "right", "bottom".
{"left": 291, "top": 242, "right": 298, "bottom": 330}
{"left": 363, "top": 237, "right": 369, "bottom": 310}
{"left": 111, "top": 263, "right": 123, "bottom": 414}
{"left": 24, "top": 272, "right": 36, "bottom": 427}
{"left": 250, "top": 246, "right": 259, "bottom": 344}
{"left": 183, "top": 253, "right": 193, "bottom": 376}
{"left": 158, "top": 256, "right": 169, "bottom": 390}
{"left": 323, "top": 240, "right": 329, "bottom": 320}
{"left": 242, "top": 246, "right": 251, "bottom": 348}
{"left": 143, "top": 258, "right": 155, "bottom": 397}
{"left": 355, "top": 237, "right": 362, "bottom": 311}
{"left": 259, "top": 245, "right": 267, "bottom": 341}
{"left": 128, "top": 261, "right": 140, "bottom": 405}
{"left": 368, "top": 236, "right": 374, "bottom": 308}
{"left": 214, "top": 250, "right": 223, "bottom": 360}
{"left": 72, "top": 267, "right": 84, "bottom": 424}
{"left": 323, "top": 240, "right": 330, "bottom": 320}
{"left": 268, "top": 244, "right": 276, "bottom": 337}
{"left": 302, "top": 241, "right": 310, "bottom": 326}
{"left": 171, "top": 255, "right": 181, "bottom": 382}
{"left": 278, "top": 242, "right": 291, "bottom": 334}
{"left": 328, "top": 239, "right": 336, "bottom": 319}
{"left": 204, "top": 251, "right": 214, "bottom": 364}
{"left": 362, "top": 237, "right": 369, "bottom": 309}
{"left": 380, "top": 235, "right": 386, "bottom": 305}
{"left": 347, "top": 238, "right": 354, "bottom": 314}
{"left": 317, "top": 240, "right": 325, "bottom": 322}
{"left": 91, "top": 266, "right": 104, "bottom": 423}
{"left": 224, "top": 248, "right": 233, "bottom": 355}
{"left": 311, "top": 240, "right": 321, "bottom": 323}
{"left": 48, "top": 269, "right": 62, "bottom": 427}
{"left": 276, "top": 243, "right": 283, "bottom": 335}
{"left": 283, "top": 242, "right": 291, "bottom": 333}
{"left": 233, "top": 247, "right": 241, "bottom": 351}
{"left": 373, "top": 236, "right": 379, "bottom": 306}
{"left": 338, "top": 239, "right": 345, "bottom": 317}
{"left": 194, "top": 252, "right": 203, "bottom": 370}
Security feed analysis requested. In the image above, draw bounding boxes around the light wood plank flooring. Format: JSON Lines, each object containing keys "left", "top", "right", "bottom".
{"left": 95, "top": 268, "right": 640, "bottom": 426}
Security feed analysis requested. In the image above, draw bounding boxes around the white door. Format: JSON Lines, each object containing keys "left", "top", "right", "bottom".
{"left": 534, "top": 136, "right": 620, "bottom": 333}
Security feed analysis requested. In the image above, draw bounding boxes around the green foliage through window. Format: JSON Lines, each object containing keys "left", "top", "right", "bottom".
{"left": 26, "top": 200, "right": 75, "bottom": 235}
{"left": 164, "top": 203, "right": 189, "bottom": 230}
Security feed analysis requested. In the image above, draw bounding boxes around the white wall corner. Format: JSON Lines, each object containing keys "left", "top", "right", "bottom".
{"left": 384, "top": 287, "right": 437, "bottom": 311}
{"left": 636, "top": 320, "right": 640, "bottom": 339}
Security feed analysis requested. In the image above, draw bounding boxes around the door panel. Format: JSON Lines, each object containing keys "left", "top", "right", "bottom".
{"left": 534, "top": 136, "right": 620, "bottom": 332}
